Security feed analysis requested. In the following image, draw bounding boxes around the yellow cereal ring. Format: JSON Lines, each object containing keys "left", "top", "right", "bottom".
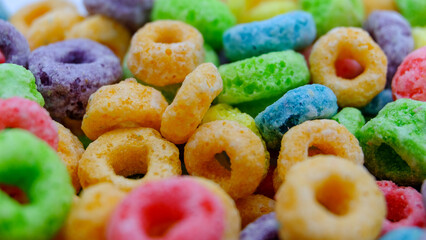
{"left": 82, "top": 79, "right": 168, "bottom": 140}
{"left": 228, "top": 0, "right": 297, "bottom": 23}
{"left": 277, "top": 119, "right": 364, "bottom": 183}
{"left": 78, "top": 127, "right": 181, "bottom": 191}
{"left": 128, "top": 20, "right": 204, "bottom": 87}
{"left": 363, "top": 0, "right": 397, "bottom": 17}
{"left": 66, "top": 15, "right": 131, "bottom": 61}
{"left": 276, "top": 155, "right": 386, "bottom": 240}
{"left": 55, "top": 122, "right": 84, "bottom": 193}
{"left": 236, "top": 194, "right": 275, "bottom": 228}
{"left": 161, "top": 63, "right": 223, "bottom": 144}
{"left": 310, "top": 27, "right": 387, "bottom": 107}
{"left": 184, "top": 120, "right": 267, "bottom": 199}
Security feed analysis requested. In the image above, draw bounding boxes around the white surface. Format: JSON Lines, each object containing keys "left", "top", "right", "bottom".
{"left": 4, "top": 0, "right": 86, "bottom": 15}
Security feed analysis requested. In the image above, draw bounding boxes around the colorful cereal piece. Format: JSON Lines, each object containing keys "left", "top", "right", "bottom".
{"left": 184, "top": 120, "right": 267, "bottom": 199}
{"left": 276, "top": 155, "right": 386, "bottom": 240}
{"left": 161, "top": 63, "right": 223, "bottom": 144}
{"left": 358, "top": 99, "right": 426, "bottom": 186}
{"left": 0, "top": 20, "right": 30, "bottom": 67}
{"left": 235, "top": 194, "right": 275, "bottom": 228}
{"left": 228, "top": 0, "right": 298, "bottom": 23}
{"left": 223, "top": 11, "right": 316, "bottom": 61}
{"left": 204, "top": 44, "right": 220, "bottom": 66}
{"left": 310, "top": 27, "right": 387, "bottom": 107}
{"left": 82, "top": 79, "right": 168, "bottom": 140}
{"left": 362, "top": 0, "right": 397, "bottom": 17}
{"left": 380, "top": 227, "right": 426, "bottom": 240}
{"left": 127, "top": 20, "right": 204, "bottom": 87}
{"left": 412, "top": 27, "right": 426, "bottom": 50}
{"left": 239, "top": 212, "right": 279, "bottom": 240}
{"left": 255, "top": 84, "right": 338, "bottom": 149}
{"left": 361, "top": 89, "right": 394, "bottom": 116}
{"left": 395, "top": 0, "right": 426, "bottom": 27}
{"left": 331, "top": 107, "right": 365, "bottom": 135}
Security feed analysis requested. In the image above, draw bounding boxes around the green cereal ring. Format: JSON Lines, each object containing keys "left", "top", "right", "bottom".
{"left": 396, "top": 0, "right": 426, "bottom": 27}
{"left": 358, "top": 99, "right": 426, "bottom": 186}
{"left": 0, "top": 63, "right": 44, "bottom": 106}
{"left": 332, "top": 107, "right": 365, "bottom": 135}
{"left": 0, "top": 129, "right": 73, "bottom": 239}
{"left": 217, "top": 51, "right": 310, "bottom": 107}
{"left": 152, "top": 0, "right": 236, "bottom": 50}
{"left": 300, "top": 0, "right": 364, "bottom": 36}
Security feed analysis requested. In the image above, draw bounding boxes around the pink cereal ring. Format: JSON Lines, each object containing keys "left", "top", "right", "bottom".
{"left": 0, "top": 97, "right": 58, "bottom": 149}
{"left": 377, "top": 181, "right": 426, "bottom": 236}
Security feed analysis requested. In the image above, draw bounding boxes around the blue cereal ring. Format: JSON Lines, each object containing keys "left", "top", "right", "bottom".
{"left": 223, "top": 11, "right": 316, "bottom": 61}
{"left": 361, "top": 89, "right": 394, "bottom": 116}
{"left": 255, "top": 84, "right": 338, "bottom": 149}
{"left": 379, "top": 227, "right": 425, "bottom": 240}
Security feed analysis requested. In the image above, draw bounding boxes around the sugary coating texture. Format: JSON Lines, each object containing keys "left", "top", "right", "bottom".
{"left": 107, "top": 177, "right": 225, "bottom": 240}
{"left": 331, "top": 107, "right": 365, "bottom": 135}
{"left": 128, "top": 20, "right": 204, "bottom": 87}
{"left": 361, "top": 89, "right": 394, "bottom": 116}
{"left": 255, "top": 84, "right": 338, "bottom": 149}
{"left": 0, "top": 129, "right": 73, "bottom": 240}
{"left": 412, "top": 27, "right": 426, "bottom": 50}
{"left": 276, "top": 155, "right": 386, "bottom": 240}
{"left": 161, "top": 63, "right": 223, "bottom": 144}
{"left": 55, "top": 121, "right": 84, "bottom": 193}
{"left": 228, "top": 0, "right": 297, "bottom": 23}
{"left": 0, "top": 97, "right": 58, "bottom": 149}
{"left": 66, "top": 15, "right": 131, "bottom": 61}
{"left": 358, "top": 99, "right": 426, "bottom": 186}
{"left": 235, "top": 194, "right": 275, "bottom": 228}
{"left": 152, "top": 0, "right": 236, "bottom": 49}
{"left": 277, "top": 119, "right": 364, "bottom": 183}
{"left": 83, "top": 0, "right": 153, "bottom": 31}
{"left": 218, "top": 50, "right": 310, "bottom": 105}
{"left": 223, "top": 11, "right": 316, "bottom": 61}
{"left": 184, "top": 120, "right": 267, "bottom": 199}
{"left": 395, "top": 0, "right": 426, "bottom": 27}
{"left": 379, "top": 227, "right": 426, "bottom": 240}
{"left": 310, "top": 27, "right": 387, "bottom": 107}
{"left": 79, "top": 127, "right": 181, "bottom": 191}
{"left": 362, "top": 0, "right": 396, "bottom": 16}
{"left": 377, "top": 181, "right": 426, "bottom": 235}
{"left": 204, "top": 44, "right": 220, "bottom": 66}
{"left": 82, "top": 79, "right": 168, "bottom": 140}
{"left": 61, "top": 183, "right": 126, "bottom": 240}
{"left": 300, "top": 0, "right": 364, "bottom": 36}
{"left": 0, "top": 64, "right": 44, "bottom": 106}
{"left": 392, "top": 46, "right": 426, "bottom": 101}
{"left": 240, "top": 212, "right": 279, "bottom": 240}
{"left": 363, "top": 11, "right": 414, "bottom": 87}
{"left": 29, "top": 39, "right": 122, "bottom": 122}
{"left": 0, "top": 20, "right": 30, "bottom": 67}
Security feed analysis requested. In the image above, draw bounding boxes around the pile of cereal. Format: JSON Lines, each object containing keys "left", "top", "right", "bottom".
{"left": 0, "top": 0, "right": 425, "bottom": 239}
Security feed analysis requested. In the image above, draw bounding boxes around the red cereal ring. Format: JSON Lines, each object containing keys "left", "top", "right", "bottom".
{"left": 0, "top": 97, "right": 58, "bottom": 149}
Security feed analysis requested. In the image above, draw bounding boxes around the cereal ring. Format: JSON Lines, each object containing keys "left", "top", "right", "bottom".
{"left": 0, "top": 129, "right": 73, "bottom": 239}
{"left": 223, "top": 11, "right": 316, "bottom": 61}
{"left": 236, "top": 194, "right": 275, "bottom": 228}
{"left": 184, "top": 120, "right": 267, "bottom": 199}
{"left": 29, "top": 39, "right": 122, "bottom": 122}
{"left": 0, "top": 97, "right": 58, "bottom": 149}
{"left": 310, "top": 27, "right": 387, "bottom": 107}
{"left": 78, "top": 127, "right": 181, "bottom": 191}
{"left": 56, "top": 121, "right": 84, "bottom": 193}
{"left": 128, "top": 20, "right": 204, "bottom": 87}
{"left": 395, "top": 0, "right": 426, "bottom": 27}
{"left": 66, "top": 15, "right": 131, "bottom": 60}
{"left": 107, "top": 177, "right": 225, "bottom": 240}
{"left": 331, "top": 107, "right": 365, "bottom": 135}
{"left": 364, "top": 11, "right": 414, "bottom": 87}
{"left": 240, "top": 212, "right": 279, "bottom": 240}
{"left": 82, "top": 79, "right": 168, "bottom": 140}
{"left": 362, "top": 0, "right": 397, "bottom": 16}
{"left": 0, "top": 64, "right": 44, "bottom": 106}
{"left": 413, "top": 27, "right": 426, "bottom": 50}
{"left": 0, "top": 20, "right": 30, "bottom": 67}
{"left": 255, "top": 84, "right": 338, "bottom": 149}
{"left": 161, "top": 63, "right": 222, "bottom": 144}
{"left": 377, "top": 181, "right": 426, "bottom": 235}
{"left": 276, "top": 155, "right": 386, "bottom": 240}
{"left": 361, "top": 89, "right": 394, "bottom": 116}
{"left": 358, "top": 99, "right": 426, "bottom": 186}
{"left": 380, "top": 227, "right": 426, "bottom": 240}
{"left": 392, "top": 46, "right": 426, "bottom": 102}
{"left": 228, "top": 0, "right": 297, "bottom": 23}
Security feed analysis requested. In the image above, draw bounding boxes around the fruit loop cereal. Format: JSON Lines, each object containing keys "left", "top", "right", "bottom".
{"left": 228, "top": 0, "right": 297, "bottom": 23}
{"left": 362, "top": 0, "right": 397, "bottom": 16}
{"left": 331, "top": 107, "right": 365, "bottom": 135}
{"left": 235, "top": 194, "right": 275, "bottom": 228}
{"left": 239, "top": 212, "right": 279, "bottom": 240}
{"left": 0, "top": 20, "right": 30, "bottom": 67}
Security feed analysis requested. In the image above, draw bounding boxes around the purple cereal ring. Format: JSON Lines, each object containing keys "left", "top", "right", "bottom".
{"left": 240, "top": 212, "right": 279, "bottom": 240}
{"left": 83, "top": 0, "right": 153, "bottom": 31}
{"left": 363, "top": 11, "right": 414, "bottom": 88}
{"left": 28, "top": 39, "right": 121, "bottom": 122}
{"left": 0, "top": 19, "right": 30, "bottom": 67}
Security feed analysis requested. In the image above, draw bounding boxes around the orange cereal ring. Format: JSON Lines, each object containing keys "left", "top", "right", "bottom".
{"left": 310, "top": 27, "right": 387, "bottom": 107}
{"left": 277, "top": 119, "right": 364, "bottom": 184}
{"left": 82, "top": 79, "right": 168, "bottom": 140}
{"left": 276, "top": 155, "right": 386, "bottom": 240}
{"left": 236, "top": 194, "right": 275, "bottom": 228}
{"left": 78, "top": 127, "right": 181, "bottom": 191}
{"left": 55, "top": 122, "right": 84, "bottom": 193}
{"left": 161, "top": 63, "right": 223, "bottom": 144}
{"left": 184, "top": 120, "right": 267, "bottom": 199}
{"left": 66, "top": 15, "right": 131, "bottom": 60}
{"left": 127, "top": 20, "right": 204, "bottom": 87}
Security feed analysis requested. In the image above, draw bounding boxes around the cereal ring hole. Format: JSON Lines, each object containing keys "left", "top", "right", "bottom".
{"left": 0, "top": 183, "right": 29, "bottom": 204}
{"left": 315, "top": 175, "right": 355, "bottom": 216}
{"left": 198, "top": 151, "right": 232, "bottom": 181}
{"left": 375, "top": 144, "right": 412, "bottom": 176}
{"left": 109, "top": 145, "right": 148, "bottom": 179}
{"left": 153, "top": 27, "right": 184, "bottom": 44}
{"left": 384, "top": 191, "right": 409, "bottom": 222}
{"left": 334, "top": 47, "right": 365, "bottom": 80}
{"left": 308, "top": 145, "right": 337, "bottom": 157}
{"left": 143, "top": 201, "right": 185, "bottom": 237}
{"left": 214, "top": 151, "right": 232, "bottom": 171}
{"left": 0, "top": 50, "right": 5, "bottom": 64}
{"left": 60, "top": 50, "right": 95, "bottom": 64}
